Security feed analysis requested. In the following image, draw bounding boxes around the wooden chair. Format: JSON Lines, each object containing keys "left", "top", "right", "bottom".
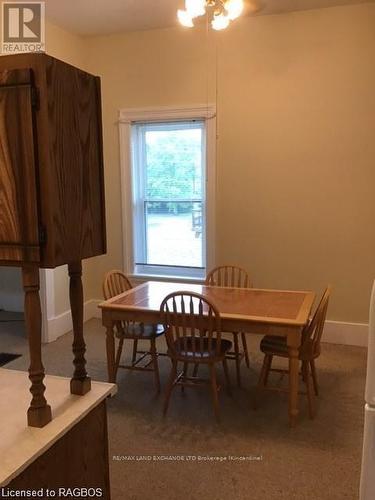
{"left": 205, "top": 265, "right": 251, "bottom": 387}
{"left": 256, "top": 286, "right": 331, "bottom": 419}
{"left": 102, "top": 270, "right": 165, "bottom": 392}
{"left": 160, "top": 291, "right": 232, "bottom": 422}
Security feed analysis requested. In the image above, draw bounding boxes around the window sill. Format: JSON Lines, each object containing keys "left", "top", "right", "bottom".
{"left": 128, "top": 273, "right": 205, "bottom": 285}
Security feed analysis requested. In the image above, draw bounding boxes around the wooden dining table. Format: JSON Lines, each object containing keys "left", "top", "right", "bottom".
{"left": 99, "top": 281, "right": 315, "bottom": 427}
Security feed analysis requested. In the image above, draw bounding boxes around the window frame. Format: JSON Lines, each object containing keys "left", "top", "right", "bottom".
{"left": 119, "top": 105, "right": 216, "bottom": 281}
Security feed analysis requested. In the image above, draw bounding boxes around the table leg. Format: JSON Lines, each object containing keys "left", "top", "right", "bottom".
{"left": 22, "top": 264, "right": 52, "bottom": 428}
{"left": 105, "top": 323, "right": 116, "bottom": 383}
{"left": 287, "top": 329, "right": 301, "bottom": 428}
{"left": 68, "top": 261, "right": 91, "bottom": 395}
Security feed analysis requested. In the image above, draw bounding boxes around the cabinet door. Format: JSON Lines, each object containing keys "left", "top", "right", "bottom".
{"left": 42, "top": 57, "right": 106, "bottom": 267}
{"left": 0, "top": 69, "right": 40, "bottom": 263}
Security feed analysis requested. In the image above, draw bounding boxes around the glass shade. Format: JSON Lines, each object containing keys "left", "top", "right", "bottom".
{"left": 177, "top": 9, "right": 194, "bottom": 27}
{"left": 225, "top": 0, "right": 244, "bottom": 20}
{"left": 212, "top": 13, "right": 230, "bottom": 30}
{"left": 185, "top": 0, "right": 206, "bottom": 18}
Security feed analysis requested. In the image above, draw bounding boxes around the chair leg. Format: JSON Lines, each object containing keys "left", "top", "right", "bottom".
{"left": 302, "top": 361, "right": 315, "bottom": 419}
{"left": 209, "top": 363, "right": 220, "bottom": 423}
{"left": 222, "top": 358, "right": 232, "bottom": 396}
{"left": 181, "top": 362, "right": 188, "bottom": 393}
{"left": 131, "top": 338, "right": 138, "bottom": 365}
{"left": 241, "top": 333, "right": 250, "bottom": 368}
{"left": 114, "top": 338, "right": 125, "bottom": 381}
{"left": 150, "top": 337, "right": 160, "bottom": 393}
{"left": 310, "top": 360, "right": 319, "bottom": 396}
{"left": 258, "top": 355, "right": 268, "bottom": 388}
{"left": 254, "top": 354, "right": 273, "bottom": 409}
{"left": 263, "top": 355, "right": 273, "bottom": 387}
{"left": 193, "top": 363, "right": 199, "bottom": 377}
{"left": 163, "top": 360, "right": 177, "bottom": 416}
{"left": 233, "top": 332, "right": 242, "bottom": 388}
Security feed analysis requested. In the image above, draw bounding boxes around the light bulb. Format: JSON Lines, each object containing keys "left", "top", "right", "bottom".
{"left": 225, "top": 0, "right": 244, "bottom": 20}
{"left": 185, "top": 0, "right": 206, "bottom": 18}
{"left": 178, "top": 9, "right": 194, "bottom": 27}
{"left": 211, "top": 12, "right": 230, "bottom": 30}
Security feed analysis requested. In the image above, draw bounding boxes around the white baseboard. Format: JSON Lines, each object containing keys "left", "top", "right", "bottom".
{"left": 323, "top": 320, "right": 368, "bottom": 348}
{"left": 45, "top": 299, "right": 369, "bottom": 348}
{"left": 45, "top": 299, "right": 102, "bottom": 343}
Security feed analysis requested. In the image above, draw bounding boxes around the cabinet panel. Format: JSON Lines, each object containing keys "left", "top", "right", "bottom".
{"left": 0, "top": 69, "right": 40, "bottom": 263}
{"left": 44, "top": 57, "right": 106, "bottom": 266}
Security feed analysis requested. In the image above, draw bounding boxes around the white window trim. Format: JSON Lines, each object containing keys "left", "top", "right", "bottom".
{"left": 119, "top": 104, "right": 216, "bottom": 281}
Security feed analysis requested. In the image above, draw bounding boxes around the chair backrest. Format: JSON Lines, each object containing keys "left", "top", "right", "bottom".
{"left": 205, "top": 265, "right": 251, "bottom": 289}
{"left": 103, "top": 270, "right": 133, "bottom": 300}
{"left": 300, "top": 286, "right": 331, "bottom": 359}
{"left": 160, "top": 291, "right": 222, "bottom": 359}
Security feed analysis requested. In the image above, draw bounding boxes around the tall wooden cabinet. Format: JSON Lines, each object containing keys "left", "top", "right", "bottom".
{"left": 0, "top": 53, "right": 106, "bottom": 427}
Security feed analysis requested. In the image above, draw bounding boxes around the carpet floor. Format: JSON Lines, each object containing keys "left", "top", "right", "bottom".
{"left": 0, "top": 313, "right": 367, "bottom": 500}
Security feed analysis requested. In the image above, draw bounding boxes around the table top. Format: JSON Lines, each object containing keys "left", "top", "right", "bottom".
{"left": 0, "top": 369, "right": 116, "bottom": 486}
{"left": 99, "top": 281, "right": 315, "bottom": 327}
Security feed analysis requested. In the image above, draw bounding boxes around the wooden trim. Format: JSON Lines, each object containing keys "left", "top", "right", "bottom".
{"left": 295, "top": 292, "right": 317, "bottom": 325}
{"left": 99, "top": 281, "right": 148, "bottom": 305}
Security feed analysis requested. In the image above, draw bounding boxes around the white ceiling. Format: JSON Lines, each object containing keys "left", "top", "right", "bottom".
{"left": 45, "top": 0, "right": 374, "bottom": 36}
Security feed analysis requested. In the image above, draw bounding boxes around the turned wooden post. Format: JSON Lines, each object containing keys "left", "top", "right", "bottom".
{"left": 69, "top": 261, "right": 91, "bottom": 395}
{"left": 22, "top": 264, "right": 52, "bottom": 428}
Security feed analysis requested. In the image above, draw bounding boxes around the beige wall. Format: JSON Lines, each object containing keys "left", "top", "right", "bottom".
{"left": 82, "top": 3, "right": 375, "bottom": 324}
{"left": 46, "top": 22, "right": 87, "bottom": 69}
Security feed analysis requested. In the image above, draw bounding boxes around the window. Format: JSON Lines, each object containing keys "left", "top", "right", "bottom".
{"left": 119, "top": 106, "right": 216, "bottom": 280}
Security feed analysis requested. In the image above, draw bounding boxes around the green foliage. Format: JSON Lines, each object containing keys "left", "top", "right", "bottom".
{"left": 145, "top": 129, "right": 202, "bottom": 203}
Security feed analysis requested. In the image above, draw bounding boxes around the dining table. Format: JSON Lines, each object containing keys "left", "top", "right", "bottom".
{"left": 99, "top": 280, "right": 315, "bottom": 427}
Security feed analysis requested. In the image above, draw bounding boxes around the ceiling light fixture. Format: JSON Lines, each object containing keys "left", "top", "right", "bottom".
{"left": 177, "top": 0, "right": 244, "bottom": 31}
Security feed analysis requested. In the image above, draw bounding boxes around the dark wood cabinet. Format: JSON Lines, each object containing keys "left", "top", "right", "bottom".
{"left": 0, "top": 54, "right": 106, "bottom": 266}
{"left": 0, "top": 54, "right": 106, "bottom": 427}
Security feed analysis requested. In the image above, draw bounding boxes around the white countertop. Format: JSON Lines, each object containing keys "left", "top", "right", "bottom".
{"left": 0, "top": 369, "right": 117, "bottom": 486}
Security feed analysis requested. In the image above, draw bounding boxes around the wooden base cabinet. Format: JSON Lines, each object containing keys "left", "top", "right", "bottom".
{"left": 0, "top": 54, "right": 106, "bottom": 427}
{"left": 7, "top": 402, "right": 111, "bottom": 499}
{"left": 0, "top": 371, "right": 116, "bottom": 500}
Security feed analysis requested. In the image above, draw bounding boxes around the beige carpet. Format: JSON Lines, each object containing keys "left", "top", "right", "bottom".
{"left": 1, "top": 315, "right": 367, "bottom": 500}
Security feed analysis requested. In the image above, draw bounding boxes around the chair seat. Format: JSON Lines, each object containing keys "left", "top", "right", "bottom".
{"left": 260, "top": 336, "right": 289, "bottom": 357}
{"left": 173, "top": 337, "right": 232, "bottom": 360}
{"left": 260, "top": 335, "right": 318, "bottom": 360}
{"left": 116, "top": 322, "right": 164, "bottom": 339}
